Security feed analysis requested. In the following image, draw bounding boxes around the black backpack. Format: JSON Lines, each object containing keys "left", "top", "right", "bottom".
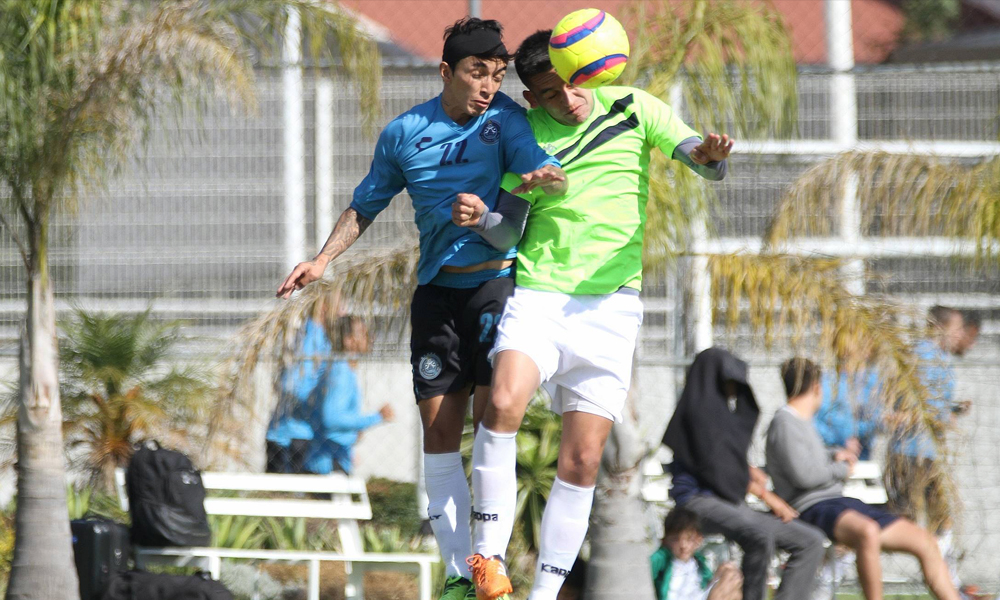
{"left": 126, "top": 441, "right": 212, "bottom": 547}
{"left": 101, "top": 571, "right": 233, "bottom": 600}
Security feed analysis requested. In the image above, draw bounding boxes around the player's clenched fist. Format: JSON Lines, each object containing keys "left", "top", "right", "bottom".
{"left": 452, "top": 193, "right": 487, "bottom": 227}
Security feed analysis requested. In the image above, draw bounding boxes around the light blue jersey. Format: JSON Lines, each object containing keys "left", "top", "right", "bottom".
{"left": 350, "top": 92, "right": 558, "bottom": 286}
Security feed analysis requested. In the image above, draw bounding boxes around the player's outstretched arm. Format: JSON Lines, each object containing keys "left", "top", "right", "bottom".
{"left": 511, "top": 164, "right": 568, "bottom": 196}
{"left": 276, "top": 207, "right": 372, "bottom": 298}
{"left": 673, "top": 134, "right": 733, "bottom": 181}
{"left": 451, "top": 190, "right": 530, "bottom": 252}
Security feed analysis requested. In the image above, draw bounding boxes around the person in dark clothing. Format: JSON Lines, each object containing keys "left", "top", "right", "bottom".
{"left": 662, "top": 347, "right": 825, "bottom": 600}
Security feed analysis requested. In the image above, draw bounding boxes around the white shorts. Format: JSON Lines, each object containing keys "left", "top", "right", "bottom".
{"left": 489, "top": 285, "right": 643, "bottom": 422}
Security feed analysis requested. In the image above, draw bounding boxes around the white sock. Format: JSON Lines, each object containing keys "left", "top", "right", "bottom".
{"left": 529, "top": 478, "right": 595, "bottom": 600}
{"left": 938, "top": 530, "right": 962, "bottom": 589}
{"left": 471, "top": 426, "right": 518, "bottom": 560}
{"left": 424, "top": 452, "right": 473, "bottom": 579}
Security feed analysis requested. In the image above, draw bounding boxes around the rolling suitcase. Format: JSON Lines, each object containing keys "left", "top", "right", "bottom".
{"left": 71, "top": 517, "right": 131, "bottom": 600}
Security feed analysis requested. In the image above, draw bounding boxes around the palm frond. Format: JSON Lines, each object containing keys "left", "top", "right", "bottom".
{"left": 710, "top": 252, "right": 956, "bottom": 509}
{"left": 0, "top": 0, "right": 382, "bottom": 241}
{"left": 622, "top": 0, "right": 798, "bottom": 140}
{"left": 764, "top": 151, "right": 1000, "bottom": 264}
{"left": 619, "top": 0, "right": 798, "bottom": 267}
{"left": 207, "top": 241, "right": 418, "bottom": 464}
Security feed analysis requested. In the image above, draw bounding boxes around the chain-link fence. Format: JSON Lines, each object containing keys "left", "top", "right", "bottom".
{"left": 1, "top": 0, "right": 999, "bottom": 590}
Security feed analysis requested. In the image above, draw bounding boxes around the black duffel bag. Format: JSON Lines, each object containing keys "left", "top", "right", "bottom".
{"left": 126, "top": 440, "right": 211, "bottom": 547}
{"left": 101, "top": 571, "right": 232, "bottom": 600}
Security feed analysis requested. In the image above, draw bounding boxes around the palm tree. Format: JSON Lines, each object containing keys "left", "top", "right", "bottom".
{"left": 1, "top": 309, "right": 213, "bottom": 491}
{"left": 0, "top": 2, "right": 380, "bottom": 598}
{"left": 58, "top": 309, "right": 213, "bottom": 490}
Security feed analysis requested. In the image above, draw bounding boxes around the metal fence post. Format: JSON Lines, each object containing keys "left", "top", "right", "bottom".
{"left": 825, "top": 0, "right": 864, "bottom": 295}
{"left": 316, "top": 77, "right": 335, "bottom": 248}
{"left": 283, "top": 7, "right": 307, "bottom": 273}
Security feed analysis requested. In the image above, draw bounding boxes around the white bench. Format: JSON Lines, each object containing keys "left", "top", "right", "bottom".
{"left": 115, "top": 469, "right": 438, "bottom": 600}
{"left": 640, "top": 459, "right": 889, "bottom": 506}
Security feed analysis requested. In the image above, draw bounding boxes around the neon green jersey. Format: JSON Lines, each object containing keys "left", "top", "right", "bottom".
{"left": 504, "top": 86, "right": 699, "bottom": 294}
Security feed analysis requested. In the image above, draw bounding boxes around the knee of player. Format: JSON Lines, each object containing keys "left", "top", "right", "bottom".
{"left": 487, "top": 388, "right": 525, "bottom": 422}
{"left": 559, "top": 445, "right": 603, "bottom": 481}
{"left": 422, "top": 424, "right": 462, "bottom": 453}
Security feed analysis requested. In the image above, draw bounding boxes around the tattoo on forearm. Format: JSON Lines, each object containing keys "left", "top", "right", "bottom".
{"left": 319, "top": 208, "right": 372, "bottom": 261}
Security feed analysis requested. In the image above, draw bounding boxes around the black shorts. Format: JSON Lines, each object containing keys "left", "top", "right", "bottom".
{"left": 799, "top": 497, "right": 899, "bottom": 541}
{"left": 409, "top": 275, "right": 514, "bottom": 401}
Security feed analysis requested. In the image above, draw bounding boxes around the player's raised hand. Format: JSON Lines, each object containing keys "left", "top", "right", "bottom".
{"left": 452, "top": 193, "right": 487, "bottom": 227}
{"left": 511, "top": 164, "right": 567, "bottom": 195}
{"left": 691, "top": 133, "right": 734, "bottom": 164}
{"left": 276, "top": 258, "right": 328, "bottom": 299}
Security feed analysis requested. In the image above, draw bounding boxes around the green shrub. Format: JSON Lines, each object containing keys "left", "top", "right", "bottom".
{"left": 66, "top": 484, "right": 129, "bottom": 523}
{"left": 0, "top": 501, "right": 14, "bottom": 587}
{"left": 366, "top": 477, "right": 422, "bottom": 539}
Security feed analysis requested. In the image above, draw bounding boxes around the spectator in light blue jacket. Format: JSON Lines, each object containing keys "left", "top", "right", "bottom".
{"left": 814, "top": 369, "right": 882, "bottom": 460}
{"left": 304, "top": 316, "right": 393, "bottom": 475}
{"left": 265, "top": 317, "right": 329, "bottom": 474}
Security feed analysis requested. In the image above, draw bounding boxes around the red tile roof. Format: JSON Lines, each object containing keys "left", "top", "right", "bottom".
{"left": 339, "top": 0, "right": 906, "bottom": 65}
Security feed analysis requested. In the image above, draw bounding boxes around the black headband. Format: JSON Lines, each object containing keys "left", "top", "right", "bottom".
{"left": 442, "top": 28, "right": 507, "bottom": 67}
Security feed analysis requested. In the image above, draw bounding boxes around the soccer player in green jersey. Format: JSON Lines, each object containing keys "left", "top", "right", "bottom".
{"left": 454, "top": 31, "right": 732, "bottom": 600}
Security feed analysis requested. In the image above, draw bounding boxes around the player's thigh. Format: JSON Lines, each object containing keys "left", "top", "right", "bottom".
{"left": 459, "top": 275, "right": 514, "bottom": 389}
{"left": 418, "top": 391, "right": 470, "bottom": 453}
{"left": 557, "top": 409, "right": 614, "bottom": 486}
{"left": 471, "top": 385, "right": 490, "bottom": 431}
{"left": 484, "top": 349, "right": 540, "bottom": 432}
{"left": 410, "top": 285, "right": 464, "bottom": 401}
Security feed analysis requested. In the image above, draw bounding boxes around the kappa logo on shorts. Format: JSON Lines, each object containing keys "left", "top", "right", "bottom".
{"left": 479, "top": 119, "right": 501, "bottom": 145}
{"left": 418, "top": 353, "right": 443, "bottom": 380}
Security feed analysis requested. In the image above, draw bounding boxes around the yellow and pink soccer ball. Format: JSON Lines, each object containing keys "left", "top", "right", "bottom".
{"left": 548, "top": 9, "right": 630, "bottom": 89}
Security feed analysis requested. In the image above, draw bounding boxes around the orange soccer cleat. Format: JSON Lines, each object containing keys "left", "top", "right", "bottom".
{"left": 466, "top": 554, "right": 513, "bottom": 600}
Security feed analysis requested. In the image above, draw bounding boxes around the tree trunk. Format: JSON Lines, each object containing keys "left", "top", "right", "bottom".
{"left": 5, "top": 268, "right": 80, "bottom": 600}
{"left": 586, "top": 410, "right": 656, "bottom": 600}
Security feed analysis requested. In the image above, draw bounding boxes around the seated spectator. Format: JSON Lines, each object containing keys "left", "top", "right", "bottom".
{"left": 662, "top": 347, "right": 825, "bottom": 600}
{"left": 650, "top": 507, "right": 713, "bottom": 600}
{"left": 814, "top": 366, "right": 881, "bottom": 460}
{"left": 266, "top": 315, "right": 327, "bottom": 473}
{"left": 303, "top": 316, "right": 393, "bottom": 475}
{"left": 766, "top": 357, "right": 961, "bottom": 600}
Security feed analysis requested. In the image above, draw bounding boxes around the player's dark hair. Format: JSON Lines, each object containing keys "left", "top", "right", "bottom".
{"left": 662, "top": 507, "right": 702, "bottom": 539}
{"left": 514, "top": 29, "right": 554, "bottom": 88}
{"left": 962, "top": 310, "right": 982, "bottom": 330}
{"left": 928, "top": 305, "right": 960, "bottom": 330}
{"left": 442, "top": 17, "right": 511, "bottom": 71}
{"left": 781, "top": 357, "right": 821, "bottom": 400}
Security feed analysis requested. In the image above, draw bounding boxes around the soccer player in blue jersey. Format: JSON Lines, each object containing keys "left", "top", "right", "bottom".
{"left": 276, "top": 17, "right": 566, "bottom": 600}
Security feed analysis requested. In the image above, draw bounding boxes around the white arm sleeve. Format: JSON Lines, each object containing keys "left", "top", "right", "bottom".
{"left": 469, "top": 190, "right": 531, "bottom": 251}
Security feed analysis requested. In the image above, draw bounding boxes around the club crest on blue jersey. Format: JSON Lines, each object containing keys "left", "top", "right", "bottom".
{"left": 418, "top": 353, "right": 443, "bottom": 380}
{"left": 479, "top": 119, "right": 501, "bottom": 144}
